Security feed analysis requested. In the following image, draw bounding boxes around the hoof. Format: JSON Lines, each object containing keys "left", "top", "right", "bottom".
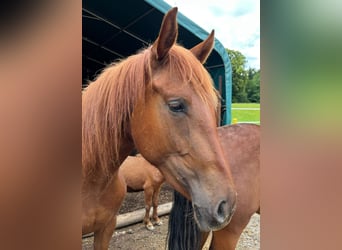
{"left": 155, "top": 220, "right": 163, "bottom": 226}
{"left": 146, "top": 224, "right": 155, "bottom": 231}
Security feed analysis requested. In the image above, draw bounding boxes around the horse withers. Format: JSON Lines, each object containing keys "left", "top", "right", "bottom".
{"left": 82, "top": 7, "right": 236, "bottom": 249}
{"left": 119, "top": 155, "right": 165, "bottom": 230}
{"left": 168, "top": 124, "right": 260, "bottom": 250}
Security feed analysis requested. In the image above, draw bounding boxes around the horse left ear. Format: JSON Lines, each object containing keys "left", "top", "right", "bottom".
{"left": 190, "top": 30, "right": 215, "bottom": 64}
{"left": 152, "top": 7, "right": 178, "bottom": 61}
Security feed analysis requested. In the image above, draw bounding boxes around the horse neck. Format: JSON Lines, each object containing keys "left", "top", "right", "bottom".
{"left": 83, "top": 136, "right": 134, "bottom": 189}
{"left": 116, "top": 135, "right": 135, "bottom": 169}
{"left": 101, "top": 133, "right": 135, "bottom": 176}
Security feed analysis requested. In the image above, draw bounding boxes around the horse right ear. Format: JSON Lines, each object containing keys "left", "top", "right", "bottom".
{"left": 151, "top": 7, "right": 178, "bottom": 61}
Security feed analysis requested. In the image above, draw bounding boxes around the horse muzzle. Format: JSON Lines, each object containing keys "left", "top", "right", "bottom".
{"left": 192, "top": 194, "right": 237, "bottom": 232}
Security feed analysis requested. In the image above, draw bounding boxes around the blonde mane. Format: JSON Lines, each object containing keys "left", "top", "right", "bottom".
{"left": 82, "top": 44, "right": 218, "bottom": 178}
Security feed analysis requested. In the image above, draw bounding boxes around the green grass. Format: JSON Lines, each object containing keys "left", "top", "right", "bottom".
{"left": 231, "top": 103, "right": 260, "bottom": 124}
{"left": 231, "top": 103, "right": 260, "bottom": 108}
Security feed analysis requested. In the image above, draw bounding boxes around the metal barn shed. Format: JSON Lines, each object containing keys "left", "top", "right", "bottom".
{"left": 82, "top": 0, "right": 232, "bottom": 125}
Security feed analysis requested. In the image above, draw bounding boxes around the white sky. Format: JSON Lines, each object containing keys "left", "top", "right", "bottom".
{"left": 164, "top": 0, "right": 260, "bottom": 69}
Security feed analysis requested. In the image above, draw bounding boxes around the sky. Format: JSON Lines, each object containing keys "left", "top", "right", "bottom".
{"left": 164, "top": 0, "right": 260, "bottom": 69}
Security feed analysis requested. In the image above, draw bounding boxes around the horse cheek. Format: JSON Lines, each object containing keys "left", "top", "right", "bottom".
{"left": 130, "top": 104, "right": 164, "bottom": 164}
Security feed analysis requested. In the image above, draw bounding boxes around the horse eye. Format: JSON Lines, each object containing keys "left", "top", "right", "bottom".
{"left": 168, "top": 99, "right": 186, "bottom": 113}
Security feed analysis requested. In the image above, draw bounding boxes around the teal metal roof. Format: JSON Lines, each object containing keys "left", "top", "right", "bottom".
{"left": 83, "top": 0, "right": 231, "bottom": 124}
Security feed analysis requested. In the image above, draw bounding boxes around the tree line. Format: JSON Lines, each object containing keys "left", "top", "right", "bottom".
{"left": 226, "top": 49, "right": 260, "bottom": 103}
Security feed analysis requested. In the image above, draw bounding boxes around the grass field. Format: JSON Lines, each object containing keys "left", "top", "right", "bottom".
{"left": 231, "top": 103, "right": 260, "bottom": 124}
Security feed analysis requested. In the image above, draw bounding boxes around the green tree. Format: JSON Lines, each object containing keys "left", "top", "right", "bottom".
{"left": 226, "top": 49, "right": 249, "bottom": 102}
{"left": 246, "top": 68, "right": 260, "bottom": 103}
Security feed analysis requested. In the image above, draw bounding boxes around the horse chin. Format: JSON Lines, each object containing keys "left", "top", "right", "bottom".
{"left": 194, "top": 214, "right": 230, "bottom": 232}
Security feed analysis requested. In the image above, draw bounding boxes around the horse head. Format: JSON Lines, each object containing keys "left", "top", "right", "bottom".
{"left": 130, "top": 8, "right": 237, "bottom": 232}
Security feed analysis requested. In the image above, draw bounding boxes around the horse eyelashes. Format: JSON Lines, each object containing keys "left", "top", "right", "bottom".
{"left": 167, "top": 99, "right": 186, "bottom": 113}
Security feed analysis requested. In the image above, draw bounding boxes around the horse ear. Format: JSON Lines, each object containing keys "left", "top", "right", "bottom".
{"left": 152, "top": 7, "right": 178, "bottom": 61}
{"left": 190, "top": 30, "right": 215, "bottom": 64}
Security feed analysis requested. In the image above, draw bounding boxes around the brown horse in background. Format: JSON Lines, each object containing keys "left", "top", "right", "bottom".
{"left": 168, "top": 124, "right": 260, "bottom": 250}
{"left": 82, "top": 8, "right": 237, "bottom": 250}
{"left": 119, "top": 155, "right": 165, "bottom": 230}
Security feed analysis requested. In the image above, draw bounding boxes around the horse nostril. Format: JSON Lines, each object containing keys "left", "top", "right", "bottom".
{"left": 216, "top": 200, "right": 228, "bottom": 223}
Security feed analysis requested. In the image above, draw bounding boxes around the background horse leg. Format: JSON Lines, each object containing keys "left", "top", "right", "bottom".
{"left": 93, "top": 215, "right": 117, "bottom": 250}
{"left": 152, "top": 185, "right": 163, "bottom": 226}
{"left": 143, "top": 186, "right": 154, "bottom": 230}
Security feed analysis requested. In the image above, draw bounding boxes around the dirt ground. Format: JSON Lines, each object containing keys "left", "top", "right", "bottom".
{"left": 82, "top": 183, "right": 260, "bottom": 249}
{"left": 118, "top": 183, "right": 174, "bottom": 215}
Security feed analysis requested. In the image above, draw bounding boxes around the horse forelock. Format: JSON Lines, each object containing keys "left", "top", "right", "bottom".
{"left": 167, "top": 45, "right": 219, "bottom": 113}
{"left": 82, "top": 49, "right": 151, "bottom": 178}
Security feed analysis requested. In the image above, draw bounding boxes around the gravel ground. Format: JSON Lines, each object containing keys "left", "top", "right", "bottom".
{"left": 82, "top": 183, "right": 260, "bottom": 249}
{"left": 236, "top": 214, "right": 260, "bottom": 250}
{"left": 82, "top": 214, "right": 259, "bottom": 249}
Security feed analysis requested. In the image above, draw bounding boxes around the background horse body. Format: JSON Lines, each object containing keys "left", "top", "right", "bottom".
{"left": 82, "top": 8, "right": 236, "bottom": 250}
{"left": 120, "top": 155, "right": 165, "bottom": 230}
{"left": 168, "top": 124, "right": 260, "bottom": 250}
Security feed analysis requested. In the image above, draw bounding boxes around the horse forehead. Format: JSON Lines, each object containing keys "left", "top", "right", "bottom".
{"left": 152, "top": 75, "right": 194, "bottom": 97}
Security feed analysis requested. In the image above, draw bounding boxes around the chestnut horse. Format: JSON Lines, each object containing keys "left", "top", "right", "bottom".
{"left": 168, "top": 124, "right": 260, "bottom": 250}
{"left": 119, "top": 155, "right": 165, "bottom": 230}
{"left": 82, "top": 8, "right": 236, "bottom": 250}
